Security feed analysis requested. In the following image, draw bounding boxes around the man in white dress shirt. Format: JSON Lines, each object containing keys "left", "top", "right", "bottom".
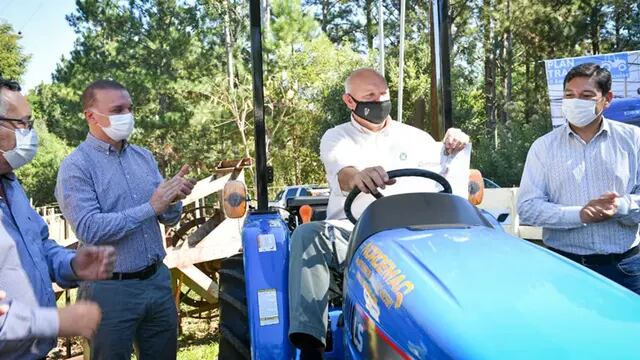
{"left": 287, "top": 68, "right": 470, "bottom": 359}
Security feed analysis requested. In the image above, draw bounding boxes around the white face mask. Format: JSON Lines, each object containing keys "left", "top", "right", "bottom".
{"left": 562, "top": 98, "right": 604, "bottom": 128}
{"left": 95, "top": 111, "right": 135, "bottom": 141}
{"left": 0, "top": 127, "right": 39, "bottom": 170}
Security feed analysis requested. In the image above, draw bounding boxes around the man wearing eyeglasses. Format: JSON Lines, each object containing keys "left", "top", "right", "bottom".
{"left": 0, "top": 78, "right": 116, "bottom": 359}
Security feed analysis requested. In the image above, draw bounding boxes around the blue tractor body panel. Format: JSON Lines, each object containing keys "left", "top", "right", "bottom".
{"left": 343, "top": 226, "right": 640, "bottom": 359}
{"left": 241, "top": 212, "right": 296, "bottom": 360}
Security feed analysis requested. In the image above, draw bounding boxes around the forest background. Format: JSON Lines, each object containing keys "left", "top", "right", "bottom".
{"left": 1, "top": 0, "right": 639, "bottom": 205}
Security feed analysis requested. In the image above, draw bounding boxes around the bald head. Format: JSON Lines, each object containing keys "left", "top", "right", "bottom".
{"left": 344, "top": 68, "right": 387, "bottom": 94}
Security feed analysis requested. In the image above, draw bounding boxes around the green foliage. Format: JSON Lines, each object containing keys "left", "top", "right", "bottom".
{"left": 265, "top": 0, "right": 365, "bottom": 188}
{"left": 0, "top": 22, "right": 30, "bottom": 80}
{"left": 18, "top": 0, "right": 640, "bottom": 199}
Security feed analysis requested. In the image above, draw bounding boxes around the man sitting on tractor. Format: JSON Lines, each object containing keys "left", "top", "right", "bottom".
{"left": 288, "top": 68, "right": 470, "bottom": 359}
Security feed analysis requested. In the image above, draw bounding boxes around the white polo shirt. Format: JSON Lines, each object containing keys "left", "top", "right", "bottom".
{"left": 320, "top": 117, "right": 453, "bottom": 220}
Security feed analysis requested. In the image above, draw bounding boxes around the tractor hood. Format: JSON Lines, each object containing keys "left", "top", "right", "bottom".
{"left": 345, "top": 226, "right": 640, "bottom": 359}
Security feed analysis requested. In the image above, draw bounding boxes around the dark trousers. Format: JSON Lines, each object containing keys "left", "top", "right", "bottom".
{"left": 78, "top": 264, "right": 178, "bottom": 360}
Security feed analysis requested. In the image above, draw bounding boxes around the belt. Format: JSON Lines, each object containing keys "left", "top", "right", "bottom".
{"left": 111, "top": 262, "right": 160, "bottom": 281}
{"left": 550, "top": 246, "right": 639, "bottom": 266}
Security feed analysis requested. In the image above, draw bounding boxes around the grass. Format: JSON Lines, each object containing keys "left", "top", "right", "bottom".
{"left": 177, "top": 315, "right": 219, "bottom": 359}
{"left": 178, "top": 343, "right": 219, "bottom": 359}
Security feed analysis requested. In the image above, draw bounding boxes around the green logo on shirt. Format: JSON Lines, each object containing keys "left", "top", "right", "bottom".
{"left": 399, "top": 152, "right": 407, "bottom": 160}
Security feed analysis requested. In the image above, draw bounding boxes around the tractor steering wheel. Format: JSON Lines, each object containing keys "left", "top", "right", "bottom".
{"left": 344, "top": 168, "right": 453, "bottom": 224}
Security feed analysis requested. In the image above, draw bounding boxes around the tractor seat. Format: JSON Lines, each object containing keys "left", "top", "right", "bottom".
{"left": 346, "top": 192, "right": 494, "bottom": 264}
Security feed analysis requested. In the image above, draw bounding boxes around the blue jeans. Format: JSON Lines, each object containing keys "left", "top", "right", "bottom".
{"left": 78, "top": 264, "right": 178, "bottom": 360}
{"left": 579, "top": 254, "right": 640, "bottom": 295}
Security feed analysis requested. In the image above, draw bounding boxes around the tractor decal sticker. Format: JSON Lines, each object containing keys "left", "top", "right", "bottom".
{"left": 257, "top": 288, "right": 279, "bottom": 326}
{"left": 257, "top": 233, "right": 277, "bottom": 252}
{"left": 356, "top": 256, "right": 394, "bottom": 309}
{"left": 360, "top": 243, "right": 415, "bottom": 309}
{"left": 356, "top": 271, "right": 381, "bottom": 321}
{"left": 268, "top": 219, "right": 281, "bottom": 228}
{"left": 352, "top": 306, "right": 365, "bottom": 352}
{"left": 352, "top": 305, "right": 414, "bottom": 360}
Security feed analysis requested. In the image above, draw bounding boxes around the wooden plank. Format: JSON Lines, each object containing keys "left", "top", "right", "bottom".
{"left": 163, "top": 218, "right": 244, "bottom": 268}
{"left": 180, "top": 172, "right": 231, "bottom": 206}
{"left": 176, "top": 265, "right": 219, "bottom": 304}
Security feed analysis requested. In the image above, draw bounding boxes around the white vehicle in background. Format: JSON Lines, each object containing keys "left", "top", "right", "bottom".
{"left": 268, "top": 184, "right": 330, "bottom": 210}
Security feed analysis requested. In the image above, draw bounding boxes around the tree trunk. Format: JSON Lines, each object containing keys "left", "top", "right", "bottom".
{"left": 590, "top": 4, "right": 601, "bottom": 54}
{"left": 503, "top": 0, "right": 512, "bottom": 123}
{"left": 261, "top": 0, "right": 270, "bottom": 34}
{"left": 321, "top": 0, "right": 329, "bottom": 33}
{"left": 613, "top": 2, "right": 622, "bottom": 51}
{"left": 482, "top": 0, "right": 496, "bottom": 131}
{"left": 366, "top": 0, "right": 374, "bottom": 50}
{"left": 224, "top": 0, "right": 235, "bottom": 91}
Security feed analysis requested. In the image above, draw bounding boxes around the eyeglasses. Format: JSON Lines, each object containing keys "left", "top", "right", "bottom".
{"left": 0, "top": 116, "right": 34, "bottom": 130}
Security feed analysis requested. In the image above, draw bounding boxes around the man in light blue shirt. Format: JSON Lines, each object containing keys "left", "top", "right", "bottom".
{"left": 55, "top": 79, "right": 195, "bottom": 360}
{"left": 518, "top": 63, "right": 640, "bottom": 295}
{"left": 0, "top": 78, "right": 115, "bottom": 359}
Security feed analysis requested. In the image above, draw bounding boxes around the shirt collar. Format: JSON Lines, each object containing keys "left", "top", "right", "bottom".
{"left": 565, "top": 117, "right": 610, "bottom": 141}
{"left": 86, "top": 133, "right": 129, "bottom": 154}
{"left": 349, "top": 114, "right": 393, "bottom": 135}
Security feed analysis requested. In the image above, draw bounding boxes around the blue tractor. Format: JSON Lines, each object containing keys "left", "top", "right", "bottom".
{"left": 214, "top": 0, "right": 640, "bottom": 358}
{"left": 218, "top": 168, "right": 640, "bottom": 360}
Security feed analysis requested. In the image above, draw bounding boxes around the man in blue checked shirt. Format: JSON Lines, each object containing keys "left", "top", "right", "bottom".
{"left": 518, "top": 63, "right": 640, "bottom": 295}
{"left": 0, "top": 78, "right": 115, "bottom": 359}
{"left": 55, "top": 79, "right": 195, "bottom": 360}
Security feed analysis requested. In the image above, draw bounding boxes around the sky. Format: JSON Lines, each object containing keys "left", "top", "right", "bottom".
{"left": 0, "top": 0, "right": 78, "bottom": 90}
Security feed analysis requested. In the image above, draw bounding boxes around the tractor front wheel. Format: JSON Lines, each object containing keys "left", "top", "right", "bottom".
{"left": 218, "top": 253, "right": 250, "bottom": 359}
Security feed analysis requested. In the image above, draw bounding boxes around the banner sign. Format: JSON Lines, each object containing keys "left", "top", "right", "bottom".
{"left": 544, "top": 51, "right": 640, "bottom": 127}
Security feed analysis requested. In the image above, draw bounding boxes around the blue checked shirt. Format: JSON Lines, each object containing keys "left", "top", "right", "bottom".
{"left": 0, "top": 173, "right": 77, "bottom": 359}
{"left": 55, "top": 134, "right": 182, "bottom": 272}
{"left": 517, "top": 118, "right": 640, "bottom": 255}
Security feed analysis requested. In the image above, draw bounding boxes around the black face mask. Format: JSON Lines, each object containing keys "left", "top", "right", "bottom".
{"left": 349, "top": 95, "right": 392, "bottom": 124}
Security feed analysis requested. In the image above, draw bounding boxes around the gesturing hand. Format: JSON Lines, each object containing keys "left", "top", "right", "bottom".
{"left": 58, "top": 301, "right": 102, "bottom": 338}
{"left": 443, "top": 128, "right": 470, "bottom": 155}
{"left": 149, "top": 165, "right": 196, "bottom": 215}
{"left": 580, "top": 192, "right": 619, "bottom": 223}
{"left": 72, "top": 246, "right": 116, "bottom": 280}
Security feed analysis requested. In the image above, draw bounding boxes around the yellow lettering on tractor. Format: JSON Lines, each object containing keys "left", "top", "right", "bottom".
{"left": 355, "top": 258, "right": 372, "bottom": 277}
{"left": 380, "top": 288, "right": 393, "bottom": 308}
{"left": 393, "top": 281, "right": 415, "bottom": 308}
{"left": 359, "top": 243, "right": 415, "bottom": 308}
{"left": 387, "top": 274, "right": 406, "bottom": 292}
